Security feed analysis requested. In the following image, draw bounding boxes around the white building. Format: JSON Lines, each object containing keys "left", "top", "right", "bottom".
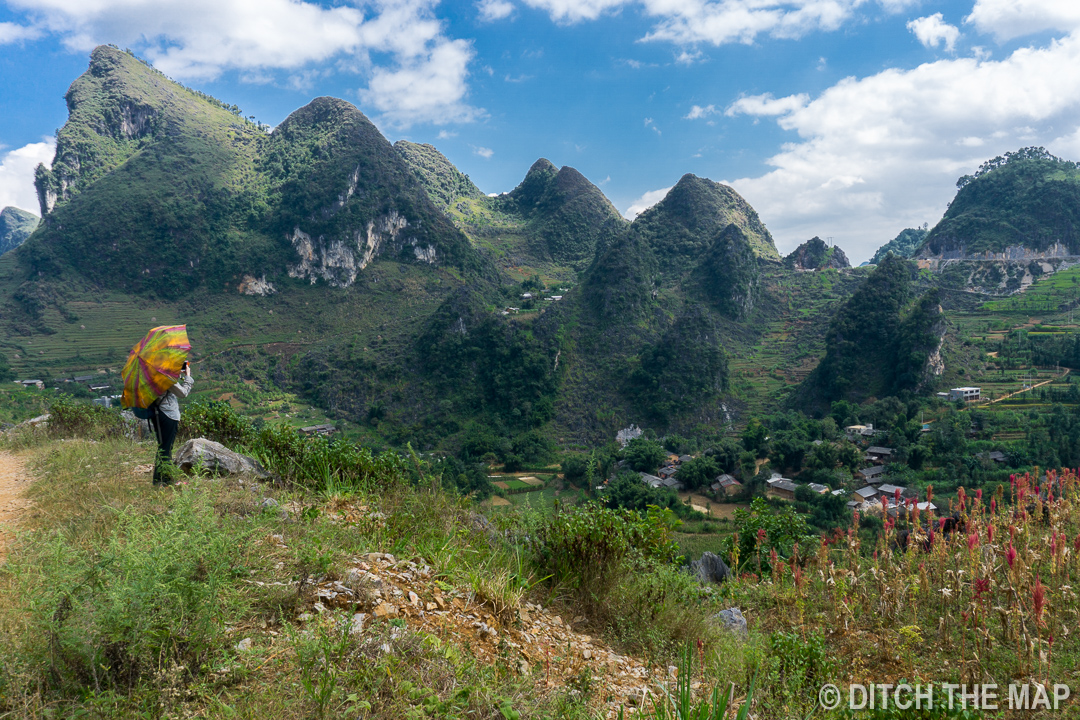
{"left": 948, "top": 387, "right": 981, "bottom": 402}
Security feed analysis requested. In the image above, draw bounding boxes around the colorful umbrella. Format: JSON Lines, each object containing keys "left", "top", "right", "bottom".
{"left": 121, "top": 325, "right": 191, "bottom": 409}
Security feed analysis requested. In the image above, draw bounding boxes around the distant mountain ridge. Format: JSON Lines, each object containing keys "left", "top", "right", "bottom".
{"left": 22, "top": 45, "right": 482, "bottom": 299}
{"left": 0, "top": 207, "right": 38, "bottom": 256}
{"left": 785, "top": 237, "right": 850, "bottom": 270}
{"left": 870, "top": 227, "right": 928, "bottom": 265}
{"left": 921, "top": 147, "right": 1080, "bottom": 258}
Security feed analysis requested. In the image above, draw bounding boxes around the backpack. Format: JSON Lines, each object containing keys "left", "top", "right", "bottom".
{"left": 131, "top": 396, "right": 162, "bottom": 420}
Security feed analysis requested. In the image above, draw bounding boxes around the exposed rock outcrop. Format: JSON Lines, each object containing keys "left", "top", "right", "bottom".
{"left": 175, "top": 438, "right": 271, "bottom": 479}
{"left": 785, "top": 236, "right": 850, "bottom": 270}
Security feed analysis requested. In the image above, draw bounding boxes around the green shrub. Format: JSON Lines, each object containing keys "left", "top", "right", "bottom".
{"left": 25, "top": 491, "right": 250, "bottom": 692}
{"left": 48, "top": 394, "right": 123, "bottom": 439}
{"left": 179, "top": 399, "right": 257, "bottom": 446}
{"left": 529, "top": 503, "right": 681, "bottom": 591}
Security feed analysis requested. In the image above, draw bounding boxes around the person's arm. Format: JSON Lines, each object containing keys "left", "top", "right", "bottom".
{"left": 170, "top": 366, "right": 194, "bottom": 398}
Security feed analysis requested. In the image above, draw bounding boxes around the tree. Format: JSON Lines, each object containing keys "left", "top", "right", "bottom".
{"left": 675, "top": 456, "right": 720, "bottom": 491}
{"left": 623, "top": 437, "right": 668, "bottom": 472}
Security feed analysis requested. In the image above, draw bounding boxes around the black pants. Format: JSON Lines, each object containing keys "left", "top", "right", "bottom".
{"left": 149, "top": 410, "right": 179, "bottom": 485}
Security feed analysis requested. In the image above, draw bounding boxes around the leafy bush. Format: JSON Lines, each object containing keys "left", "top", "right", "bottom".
{"left": 529, "top": 503, "right": 680, "bottom": 591}
{"left": 179, "top": 399, "right": 257, "bottom": 446}
{"left": 48, "top": 394, "right": 123, "bottom": 439}
{"left": 30, "top": 492, "right": 249, "bottom": 692}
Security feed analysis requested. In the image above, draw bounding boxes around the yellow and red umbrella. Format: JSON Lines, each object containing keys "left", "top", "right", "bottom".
{"left": 121, "top": 325, "right": 191, "bottom": 409}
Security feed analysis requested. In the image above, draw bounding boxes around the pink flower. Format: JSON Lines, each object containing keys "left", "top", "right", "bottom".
{"left": 968, "top": 532, "right": 978, "bottom": 551}
{"left": 976, "top": 489, "right": 983, "bottom": 501}
{"left": 987, "top": 524, "right": 994, "bottom": 543}
{"left": 757, "top": 528, "right": 767, "bottom": 544}
{"left": 1033, "top": 576, "right": 1047, "bottom": 627}
{"left": 991, "top": 498, "right": 996, "bottom": 514}
{"left": 1007, "top": 542, "right": 1017, "bottom": 569}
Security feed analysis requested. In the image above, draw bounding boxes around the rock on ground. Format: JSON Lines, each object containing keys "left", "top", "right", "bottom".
{"left": 714, "top": 607, "right": 748, "bottom": 639}
{"left": 690, "top": 551, "right": 730, "bottom": 584}
{"left": 175, "top": 438, "right": 271, "bottom": 479}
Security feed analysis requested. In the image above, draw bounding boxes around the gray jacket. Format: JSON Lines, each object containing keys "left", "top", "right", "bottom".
{"left": 158, "top": 373, "right": 193, "bottom": 421}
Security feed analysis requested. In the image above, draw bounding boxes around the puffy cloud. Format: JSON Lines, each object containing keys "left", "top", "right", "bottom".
{"left": 724, "top": 32, "right": 1080, "bottom": 262}
{"left": 684, "top": 104, "right": 719, "bottom": 119}
{"left": 473, "top": 145, "right": 495, "bottom": 158}
{"left": 966, "top": 0, "right": 1080, "bottom": 41}
{"left": 0, "top": 22, "right": 40, "bottom": 43}
{"left": 522, "top": 0, "right": 912, "bottom": 45}
{"left": 623, "top": 185, "right": 671, "bottom": 219}
{"left": 5, "top": 0, "right": 481, "bottom": 127}
{"left": 0, "top": 139, "right": 55, "bottom": 216}
{"left": 477, "top": 0, "right": 515, "bottom": 21}
{"left": 360, "top": 38, "right": 482, "bottom": 127}
{"left": 908, "top": 13, "right": 960, "bottom": 52}
{"left": 726, "top": 92, "right": 809, "bottom": 116}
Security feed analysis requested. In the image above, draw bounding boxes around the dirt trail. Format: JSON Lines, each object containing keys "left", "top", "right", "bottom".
{"left": 0, "top": 451, "right": 32, "bottom": 564}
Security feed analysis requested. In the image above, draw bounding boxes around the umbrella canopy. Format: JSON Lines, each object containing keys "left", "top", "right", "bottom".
{"left": 121, "top": 325, "right": 191, "bottom": 409}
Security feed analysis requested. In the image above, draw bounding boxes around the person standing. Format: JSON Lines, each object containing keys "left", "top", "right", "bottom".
{"left": 149, "top": 361, "right": 194, "bottom": 486}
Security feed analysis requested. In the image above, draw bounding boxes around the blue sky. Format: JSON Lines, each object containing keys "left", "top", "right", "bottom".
{"left": 2, "top": 0, "right": 1080, "bottom": 263}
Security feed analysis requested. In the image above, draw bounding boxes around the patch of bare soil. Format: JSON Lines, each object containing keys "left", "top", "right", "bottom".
{"left": 0, "top": 452, "right": 32, "bottom": 564}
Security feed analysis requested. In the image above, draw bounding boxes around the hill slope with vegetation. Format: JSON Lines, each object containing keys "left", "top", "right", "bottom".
{"left": 0, "top": 207, "right": 38, "bottom": 256}
{"left": 923, "top": 146, "right": 1080, "bottom": 256}
{"left": 869, "top": 226, "right": 928, "bottom": 265}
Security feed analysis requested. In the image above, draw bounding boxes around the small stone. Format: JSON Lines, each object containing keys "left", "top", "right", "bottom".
{"left": 312, "top": 602, "right": 326, "bottom": 614}
{"left": 298, "top": 612, "right": 313, "bottom": 622}
{"left": 434, "top": 596, "right": 447, "bottom": 610}
{"left": 260, "top": 498, "right": 278, "bottom": 509}
{"left": 551, "top": 616, "right": 563, "bottom": 627}
{"left": 235, "top": 638, "right": 253, "bottom": 652}
{"left": 425, "top": 602, "right": 438, "bottom": 611}
{"left": 349, "top": 613, "right": 366, "bottom": 635}
{"left": 519, "top": 609, "right": 531, "bottom": 624}
{"left": 583, "top": 649, "right": 592, "bottom": 660}
{"left": 408, "top": 591, "right": 420, "bottom": 606}
{"left": 518, "top": 659, "right": 530, "bottom": 675}
{"left": 373, "top": 603, "right": 397, "bottom": 618}
{"left": 380, "top": 643, "right": 391, "bottom": 654}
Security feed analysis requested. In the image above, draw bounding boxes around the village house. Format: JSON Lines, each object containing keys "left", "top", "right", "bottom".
{"left": 976, "top": 450, "right": 1008, "bottom": 464}
{"left": 949, "top": 386, "right": 981, "bottom": 402}
{"left": 856, "top": 465, "right": 887, "bottom": 483}
{"left": 865, "top": 446, "right": 894, "bottom": 463}
{"left": 299, "top": 424, "right": 336, "bottom": 437}
{"left": 854, "top": 486, "right": 879, "bottom": 503}
{"left": 710, "top": 473, "right": 741, "bottom": 497}
{"left": 806, "top": 482, "right": 830, "bottom": 495}
{"left": 657, "top": 465, "right": 679, "bottom": 480}
{"left": 15, "top": 379, "right": 44, "bottom": 390}
{"left": 766, "top": 477, "right": 798, "bottom": 501}
{"left": 845, "top": 423, "right": 876, "bottom": 438}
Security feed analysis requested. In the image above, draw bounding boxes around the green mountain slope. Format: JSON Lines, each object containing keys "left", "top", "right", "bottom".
{"left": 20, "top": 45, "right": 481, "bottom": 300}
{"left": 923, "top": 147, "right": 1080, "bottom": 256}
{"left": 785, "top": 237, "right": 850, "bottom": 270}
{"left": 0, "top": 207, "right": 39, "bottom": 255}
{"left": 794, "top": 255, "right": 944, "bottom": 408}
{"left": 394, "top": 141, "right": 485, "bottom": 210}
{"left": 631, "top": 174, "right": 780, "bottom": 261}
{"left": 869, "top": 227, "right": 928, "bottom": 265}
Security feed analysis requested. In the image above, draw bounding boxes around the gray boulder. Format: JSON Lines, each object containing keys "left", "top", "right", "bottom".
{"left": 175, "top": 438, "right": 271, "bottom": 479}
{"left": 714, "top": 607, "right": 748, "bottom": 639}
{"left": 691, "top": 551, "right": 731, "bottom": 584}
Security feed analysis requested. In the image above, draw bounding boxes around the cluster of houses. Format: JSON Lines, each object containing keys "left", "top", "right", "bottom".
{"left": 639, "top": 453, "right": 696, "bottom": 491}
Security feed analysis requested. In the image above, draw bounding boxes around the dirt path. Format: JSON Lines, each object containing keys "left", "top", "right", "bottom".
{"left": 0, "top": 451, "right": 32, "bottom": 564}
{"left": 981, "top": 367, "right": 1070, "bottom": 405}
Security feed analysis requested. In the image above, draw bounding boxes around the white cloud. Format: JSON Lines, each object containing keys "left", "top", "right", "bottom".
{"left": 522, "top": 0, "right": 877, "bottom": 45}
{"left": 473, "top": 145, "right": 494, "bottom": 158}
{"left": 684, "top": 104, "right": 720, "bottom": 120}
{"left": 477, "top": 0, "right": 515, "bottom": 21}
{"left": 623, "top": 185, "right": 672, "bottom": 219}
{"left": 644, "top": 117, "right": 661, "bottom": 135}
{"left": 726, "top": 92, "right": 809, "bottom": 117}
{"left": 437, "top": 129, "right": 458, "bottom": 139}
{"left": 5, "top": 0, "right": 482, "bottom": 128}
{"left": 724, "top": 32, "right": 1080, "bottom": 263}
{"left": 966, "top": 0, "right": 1080, "bottom": 41}
{"left": 0, "top": 22, "right": 40, "bottom": 43}
{"left": 0, "top": 139, "right": 54, "bottom": 216}
{"left": 908, "top": 13, "right": 960, "bottom": 52}
{"left": 361, "top": 38, "right": 481, "bottom": 127}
